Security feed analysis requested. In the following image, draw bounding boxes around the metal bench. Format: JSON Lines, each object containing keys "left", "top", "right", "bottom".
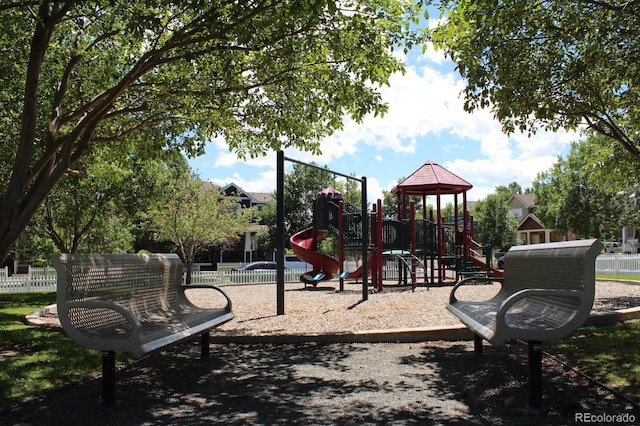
{"left": 53, "top": 253, "right": 234, "bottom": 406}
{"left": 446, "top": 238, "right": 603, "bottom": 414}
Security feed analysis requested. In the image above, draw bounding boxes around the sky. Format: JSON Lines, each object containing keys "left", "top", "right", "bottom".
{"left": 189, "top": 39, "right": 580, "bottom": 206}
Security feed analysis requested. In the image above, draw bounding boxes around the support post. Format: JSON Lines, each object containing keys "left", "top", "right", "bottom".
{"left": 102, "top": 350, "right": 116, "bottom": 406}
{"left": 528, "top": 341, "right": 543, "bottom": 415}
{"left": 339, "top": 200, "right": 345, "bottom": 292}
{"left": 473, "top": 334, "right": 483, "bottom": 354}
{"left": 276, "top": 151, "right": 285, "bottom": 315}
{"left": 361, "top": 176, "right": 368, "bottom": 301}
{"left": 201, "top": 332, "right": 210, "bottom": 358}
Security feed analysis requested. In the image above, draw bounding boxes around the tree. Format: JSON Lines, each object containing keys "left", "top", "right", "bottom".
{"left": 472, "top": 194, "right": 518, "bottom": 251}
{"left": 28, "top": 146, "right": 178, "bottom": 254}
{"left": 381, "top": 189, "right": 399, "bottom": 219}
{"left": 256, "top": 199, "right": 278, "bottom": 253}
{"left": 0, "top": 1, "right": 419, "bottom": 263}
{"left": 149, "top": 177, "right": 256, "bottom": 282}
{"left": 282, "top": 162, "right": 335, "bottom": 243}
{"left": 428, "top": 0, "right": 640, "bottom": 160}
{"left": 384, "top": 176, "right": 424, "bottom": 219}
{"left": 533, "top": 135, "right": 640, "bottom": 240}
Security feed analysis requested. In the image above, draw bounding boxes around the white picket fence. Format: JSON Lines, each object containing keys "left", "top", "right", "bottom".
{"left": 2, "top": 254, "right": 639, "bottom": 293}
{"left": 0, "top": 266, "right": 310, "bottom": 293}
{"left": 595, "top": 254, "right": 640, "bottom": 276}
{"left": 188, "top": 269, "right": 306, "bottom": 285}
{"left": 0, "top": 267, "right": 58, "bottom": 293}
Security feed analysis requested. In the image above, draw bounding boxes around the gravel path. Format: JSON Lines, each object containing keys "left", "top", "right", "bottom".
{"left": 3, "top": 339, "right": 637, "bottom": 425}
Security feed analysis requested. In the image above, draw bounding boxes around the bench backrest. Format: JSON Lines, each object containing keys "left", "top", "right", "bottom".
{"left": 53, "top": 253, "right": 184, "bottom": 314}
{"left": 502, "top": 239, "right": 603, "bottom": 298}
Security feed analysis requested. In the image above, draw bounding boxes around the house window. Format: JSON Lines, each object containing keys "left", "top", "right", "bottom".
{"left": 509, "top": 208, "right": 522, "bottom": 222}
{"left": 520, "top": 233, "right": 528, "bottom": 244}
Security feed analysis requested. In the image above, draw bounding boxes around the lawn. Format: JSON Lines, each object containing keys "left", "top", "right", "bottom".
{"left": 547, "top": 319, "right": 640, "bottom": 404}
{"left": 597, "top": 273, "right": 640, "bottom": 281}
{"left": 0, "top": 292, "right": 129, "bottom": 409}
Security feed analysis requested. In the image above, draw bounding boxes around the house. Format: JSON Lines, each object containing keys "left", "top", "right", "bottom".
{"left": 222, "top": 183, "right": 272, "bottom": 263}
{"left": 506, "top": 193, "right": 556, "bottom": 245}
{"left": 195, "top": 183, "right": 273, "bottom": 268}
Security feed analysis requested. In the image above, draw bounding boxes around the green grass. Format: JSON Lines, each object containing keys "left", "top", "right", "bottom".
{"left": 0, "top": 292, "right": 129, "bottom": 409}
{"left": 548, "top": 319, "right": 640, "bottom": 403}
{"left": 597, "top": 274, "right": 640, "bottom": 281}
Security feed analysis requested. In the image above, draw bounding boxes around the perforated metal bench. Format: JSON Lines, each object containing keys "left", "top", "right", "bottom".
{"left": 53, "top": 253, "right": 234, "bottom": 406}
{"left": 446, "top": 239, "right": 603, "bottom": 414}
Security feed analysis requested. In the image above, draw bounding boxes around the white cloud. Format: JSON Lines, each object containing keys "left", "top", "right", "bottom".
{"left": 192, "top": 46, "right": 576, "bottom": 208}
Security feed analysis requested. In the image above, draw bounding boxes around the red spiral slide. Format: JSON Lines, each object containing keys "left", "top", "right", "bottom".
{"left": 289, "top": 227, "right": 341, "bottom": 284}
{"left": 290, "top": 227, "right": 372, "bottom": 284}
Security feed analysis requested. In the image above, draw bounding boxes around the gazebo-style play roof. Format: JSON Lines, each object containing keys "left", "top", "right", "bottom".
{"left": 394, "top": 160, "right": 473, "bottom": 196}
{"left": 393, "top": 160, "right": 473, "bottom": 283}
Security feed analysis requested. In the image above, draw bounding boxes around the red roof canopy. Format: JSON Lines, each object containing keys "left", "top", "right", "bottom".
{"left": 393, "top": 160, "right": 472, "bottom": 195}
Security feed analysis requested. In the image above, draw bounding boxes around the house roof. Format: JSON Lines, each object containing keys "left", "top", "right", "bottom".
{"left": 248, "top": 192, "right": 272, "bottom": 204}
{"left": 393, "top": 160, "right": 473, "bottom": 195}
{"left": 516, "top": 214, "right": 546, "bottom": 231}
{"left": 508, "top": 193, "right": 536, "bottom": 208}
{"left": 222, "top": 183, "right": 272, "bottom": 205}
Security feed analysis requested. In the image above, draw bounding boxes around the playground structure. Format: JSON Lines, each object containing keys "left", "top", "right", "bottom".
{"left": 276, "top": 153, "right": 501, "bottom": 315}
{"left": 288, "top": 160, "right": 503, "bottom": 290}
{"left": 290, "top": 189, "right": 431, "bottom": 291}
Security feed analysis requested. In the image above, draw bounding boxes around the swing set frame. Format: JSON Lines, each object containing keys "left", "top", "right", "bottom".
{"left": 276, "top": 151, "right": 369, "bottom": 315}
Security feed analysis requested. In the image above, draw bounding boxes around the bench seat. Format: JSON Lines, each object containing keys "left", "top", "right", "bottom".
{"left": 54, "top": 253, "right": 234, "bottom": 358}
{"left": 446, "top": 239, "right": 603, "bottom": 414}
{"left": 65, "top": 298, "right": 233, "bottom": 357}
{"left": 53, "top": 253, "right": 234, "bottom": 405}
{"left": 447, "top": 239, "right": 602, "bottom": 345}
{"left": 448, "top": 287, "right": 588, "bottom": 345}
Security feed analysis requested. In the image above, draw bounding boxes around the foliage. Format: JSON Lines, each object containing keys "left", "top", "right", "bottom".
{"left": 533, "top": 135, "right": 640, "bottom": 240}
{"left": 471, "top": 192, "right": 518, "bottom": 250}
{"left": 427, "top": 0, "right": 640, "bottom": 160}
{"left": 255, "top": 199, "right": 277, "bottom": 253}
{"left": 0, "top": 0, "right": 420, "bottom": 263}
{"left": 27, "top": 146, "right": 178, "bottom": 254}
{"left": 385, "top": 176, "right": 426, "bottom": 220}
{"left": 337, "top": 173, "right": 363, "bottom": 212}
{"left": 381, "top": 189, "right": 399, "bottom": 219}
{"left": 282, "top": 162, "right": 335, "bottom": 244}
{"left": 148, "top": 176, "right": 256, "bottom": 280}
{"left": 12, "top": 228, "right": 58, "bottom": 267}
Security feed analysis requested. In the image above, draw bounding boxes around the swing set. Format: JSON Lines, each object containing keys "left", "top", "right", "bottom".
{"left": 276, "top": 151, "right": 369, "bottom": 315}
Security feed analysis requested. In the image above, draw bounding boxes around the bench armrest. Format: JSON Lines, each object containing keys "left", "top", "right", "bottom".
{"left": 450, "top": 276, "right": 504, "bottom": 304}
{"left": 496, "top": 288, "right": 584, "bottom": 328}
{"left": 182, "top": 284, "right": 233, "bottom": 312}
{"left": 58, "top": 301, "right": 143, "bottom": 348}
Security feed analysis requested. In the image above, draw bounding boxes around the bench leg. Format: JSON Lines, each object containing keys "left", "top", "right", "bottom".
{"left": 102, "top": 350, "right": 116, "bottom": 406}
{"left": 528, "top": 341, "right": 543, "bottom": 415}
{"left": 201, "top": 332, "right": 210, "bottom": 358}
{"left": 473, "top": 334, "right": 483, "bottom": 354}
